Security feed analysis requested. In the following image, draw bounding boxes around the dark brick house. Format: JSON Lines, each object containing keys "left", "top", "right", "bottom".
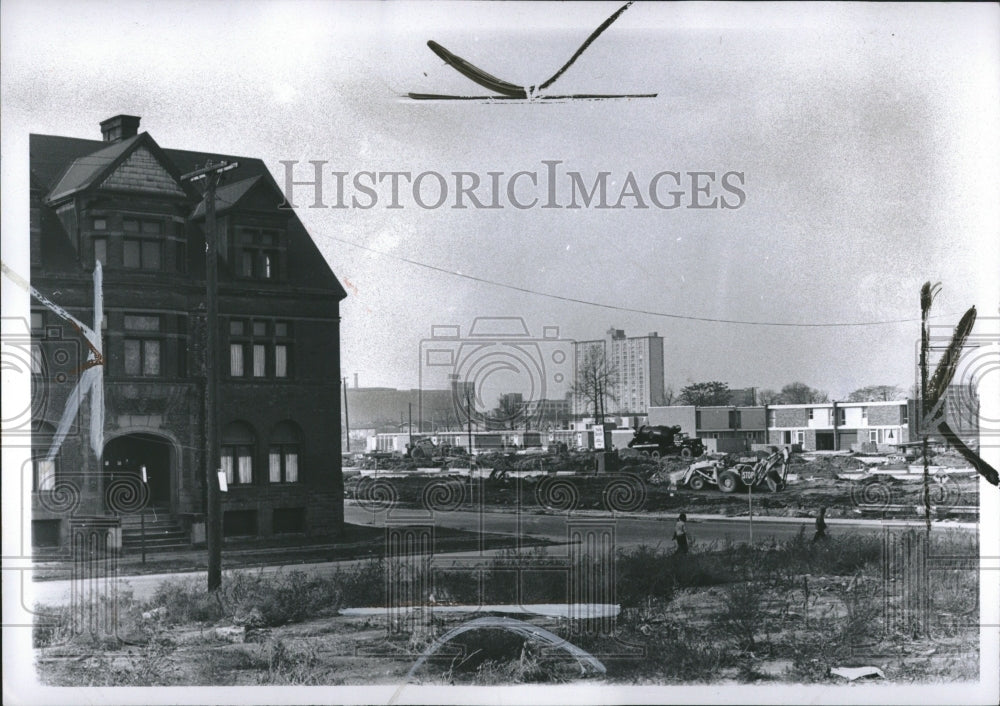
{"left": 29, "top": 115, "right": 347, "bottom": 549}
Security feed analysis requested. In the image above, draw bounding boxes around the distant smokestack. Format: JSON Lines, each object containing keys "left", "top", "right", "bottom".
{"left": 353, "top": 373, "right": 358, "bottom": 388}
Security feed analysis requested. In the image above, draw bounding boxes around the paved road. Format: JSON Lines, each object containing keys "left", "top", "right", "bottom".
{"left": 345, "top": 502, "right": 964, "bottom": 550}
{"left": 30, "top": 505, "right": 959, "bottom": 606}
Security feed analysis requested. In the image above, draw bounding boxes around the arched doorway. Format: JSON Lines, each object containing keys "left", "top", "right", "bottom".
{"left": 102, "top": 433, "right": 174, "bottom": 510}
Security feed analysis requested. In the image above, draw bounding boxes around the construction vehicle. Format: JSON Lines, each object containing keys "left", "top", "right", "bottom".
{"left": 628, "top": 425, "right": 705, "bottom": 459}
{"left": 676, "top": 446, "right": 790, "bottom": 492}
{"left": 718, "top": 446, "right": 790, "bottom": 493}
{"left": 405, "top": 437, "right": 468, "bottom": 462}
{"left": 675, "top": 458, "right": 727, "bottom": 490}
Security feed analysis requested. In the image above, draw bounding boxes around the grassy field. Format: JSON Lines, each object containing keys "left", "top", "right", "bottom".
{"left": 34, "top": 529, "right": 979, "bottom": 686}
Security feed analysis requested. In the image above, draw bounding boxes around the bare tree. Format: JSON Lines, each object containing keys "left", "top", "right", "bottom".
{"left": 848, "top": 384, "right": 904, "bottom": 402}
{"left": 662, "top": 384, "right": 676, "bottom": 406}
{"left": 572, "top": 346, "right": 619, "bottom": 422}
{"left": 779, "top": 382, "right": 828, "bottom": 404}
{"left": 756, "top": 388, "right": 781, "bottom": 404}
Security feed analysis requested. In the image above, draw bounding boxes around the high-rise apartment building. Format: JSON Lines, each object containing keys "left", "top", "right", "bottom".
{"left": 573, "top": 328, "right": 665, "bottom": 416}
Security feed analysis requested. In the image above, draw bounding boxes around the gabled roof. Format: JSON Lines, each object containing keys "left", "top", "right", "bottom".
{"left": 43, "top": 132, "right": 196, "bottom": 205}
{"left": 30, "top": 130, "right": 347, "bottom": 299}
{"left": 190, "top": 175, "right": 263, "bottom": 219}
{"left": 44, "top": 134, "right": 142, "bottom": 202}
{"left": 31, "top": 134, "right": 274, "bottom": 200}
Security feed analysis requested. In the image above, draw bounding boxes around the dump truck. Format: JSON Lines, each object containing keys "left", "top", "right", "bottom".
{"left": 628, "top": 425, "right": 705, "bottom": 459}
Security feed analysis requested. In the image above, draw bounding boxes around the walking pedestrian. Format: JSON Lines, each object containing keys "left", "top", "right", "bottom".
{"left": 673, "top": 512, "right": 689, "bottom": 554}
{"left": 813, "top": 506, "right": 828, "bottom": 542}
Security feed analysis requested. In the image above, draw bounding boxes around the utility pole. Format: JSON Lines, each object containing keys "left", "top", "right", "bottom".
{"left": 342, "top": 376, "right": 351, "bottom": 453}
{"left": 182, "top": 159, "right": 238, "bottom": 592}
{"left": 466, "top": 386, "right": 474, "bottom": 454}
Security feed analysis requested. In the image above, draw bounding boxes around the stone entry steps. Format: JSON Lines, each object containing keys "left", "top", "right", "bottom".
{"left": 120, "top": 507, "right": 189, "bottom": 553}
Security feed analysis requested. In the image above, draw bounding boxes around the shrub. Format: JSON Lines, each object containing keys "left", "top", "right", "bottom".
{"left": 336, "top": 558, "right": 386, "bottom": 607}
{"left": 32, "top": 604, "right": 72, "bottom": 648}
{"left": 611, "top": 619, "right": 728, "bottom": 682}
{"left": 616, "top": 545, "right": 675, "bottom": 607}
{"left": 717, "top": 581, "right": 771, "bottom": 653}
{"left": 255, "top": 638, "right": 321, "bottom": 685}
{"left": 148, "top": 567, "right": 354, "bottom": 629}
{"left": 150, "top": 577, "right": 223, "bottom": 624}
{"left": 836, "top": 572, "right": 883, "bottom": 648}
{"left": 480, "top": 547, "right": 566, "bottom": 604}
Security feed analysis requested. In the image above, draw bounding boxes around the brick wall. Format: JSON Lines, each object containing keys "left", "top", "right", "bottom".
{"left": 867, "top": 404, "right": 904, "bottom": 425}
{"left": 772, "top": 408, "right": 808, "bottom": 427}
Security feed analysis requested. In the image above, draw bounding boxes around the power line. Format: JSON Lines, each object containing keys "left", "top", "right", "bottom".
{"left": 323, "top": 234, "right": 953, "bottom": 328}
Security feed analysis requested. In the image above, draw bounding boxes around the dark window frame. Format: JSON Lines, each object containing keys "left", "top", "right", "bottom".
{"left": 233, "top": 226, "right": 286, "bottom": 281}
{"left": 32, "top": 455, "right": 58, "bottom": 492}
{"left": 221, "top": 444, "right": 255, "bottom": 485}
{"left": 268, "top": 443, "right": 300, "bottom": 483}
{"left": 227, "top": 317, "right": 293, "bottom": 379}
{"left": 121, "top": 217, "right": 166, "bottom": 271}
{"left": 123, "top": 237, "right": 163, "bottom": 270}
{"left": 123, "top": 313, "right": 163, "bottom": 377}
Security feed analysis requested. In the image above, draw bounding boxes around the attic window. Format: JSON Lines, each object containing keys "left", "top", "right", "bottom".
{"left": 93, "top": 218, "right": 107, "bottom": 230}
{"left": 235, "top": 226, "right": 284, "bottom": 281}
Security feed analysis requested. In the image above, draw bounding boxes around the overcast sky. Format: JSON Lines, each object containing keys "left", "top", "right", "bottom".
{"left": 3, "top": 0, "right": 999, "bottom": 402}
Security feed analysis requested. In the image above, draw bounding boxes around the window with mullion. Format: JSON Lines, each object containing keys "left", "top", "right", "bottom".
{"left": 228, "top": 318, "right": 292, "bottom": 379}
{"left": 236, "top": 226, "right": 284, "bottom": 280}
{"left": 123, "top": 314, "right": 163, "bottom": 377}
{"left": 33, "top": 458, "right": 57, "bottom": 491}
{"left": 253, "top": 344, "right": 266, "bottom": 377}
{"left": 230, "top": 342, "right": 246, "bottom": 376}
{"left": 268, "top": 445, "right": 299, "bottom": 483}
{"left": 222, "top": 444, "right": 254, "bottom": 484}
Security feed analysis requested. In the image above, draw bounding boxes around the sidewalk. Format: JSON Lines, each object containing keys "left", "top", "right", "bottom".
{"left": 30, "top": 524, "right": 556, "bottom": 579}
{"left": 357, "top": 500, "right": 980, "bottom": 530}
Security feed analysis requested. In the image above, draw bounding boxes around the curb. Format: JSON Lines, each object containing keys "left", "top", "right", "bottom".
{"left": 543, "top": 509, "right": 979, "bottom": 530}
{"left": 345, "top": 502, "right": 979, "bottom": 530}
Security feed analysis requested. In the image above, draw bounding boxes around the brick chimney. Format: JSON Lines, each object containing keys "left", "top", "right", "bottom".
{"left": 99, "top": 115, "right": 141, "bottom": 143}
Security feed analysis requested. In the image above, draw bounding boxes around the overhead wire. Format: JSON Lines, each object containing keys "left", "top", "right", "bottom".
{"left": 321, "top": 233, "right": 954, "bottom": 328}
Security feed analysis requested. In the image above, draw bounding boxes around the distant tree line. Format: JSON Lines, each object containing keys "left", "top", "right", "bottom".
{"left": 663, "top": 381, "right": 905, "bottom": 406}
